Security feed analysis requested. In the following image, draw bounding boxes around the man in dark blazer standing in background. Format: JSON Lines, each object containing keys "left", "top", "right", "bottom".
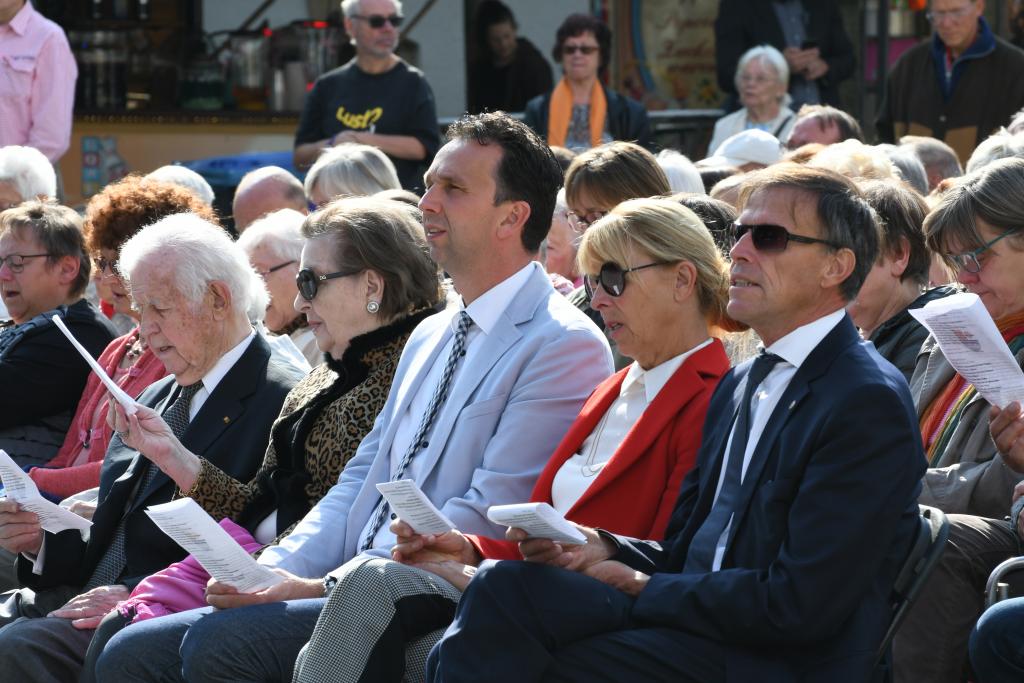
{"left": 715, "top": 0, "right": 855, "bottom": 111}
{"left": 426, "top": 165, "right": 927, "bottom": 683}
{"left": 0, "top": 214, "right": 303, "bottom": 682}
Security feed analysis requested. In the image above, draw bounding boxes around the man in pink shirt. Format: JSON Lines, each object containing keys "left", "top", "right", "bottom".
{"left": 0, "top": 0, "right": 77, "bottom": 162}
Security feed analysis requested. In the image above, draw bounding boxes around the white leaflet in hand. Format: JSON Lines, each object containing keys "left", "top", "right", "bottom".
{"left": 487, "top": 502, "right": 586, "bottom": 545}
{"left": 909, "top": 292, "right": 1024, "bottom": 408}
{"left": 375, "top": 479, "right": 456, "bottom": 535}
{"left": 145, "top": 498, "right": 282, "bottom": 593}
{"left": 51, "top": 314, "right": 138, "bottom": 415}
{"left": 0, "top": 449, "right": 91, "bottom": 534}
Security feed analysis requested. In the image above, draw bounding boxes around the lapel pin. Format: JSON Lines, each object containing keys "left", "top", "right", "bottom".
{"left": 223, "top": 416, "right": 230, "bottom": 424}
{"left": 789, "top": 400, "right": 796, "bottom": 410}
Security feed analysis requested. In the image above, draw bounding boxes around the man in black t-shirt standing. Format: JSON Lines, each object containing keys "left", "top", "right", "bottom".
{"left": 293, "top": 0, "right": 440, "bottom": 191}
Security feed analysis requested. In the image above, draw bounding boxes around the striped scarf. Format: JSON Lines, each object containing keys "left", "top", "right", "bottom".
{"left": 920, "top": 312, "right": 1024, "bottom": 465}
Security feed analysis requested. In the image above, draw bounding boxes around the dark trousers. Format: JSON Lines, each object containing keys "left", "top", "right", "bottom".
{"left": 0, "top": 584, "right": 94, "bottom": 683}
{"left": 894, "top": 514, "right": 1023, "bottom": 683}
{"left": 425, "top": 560, "right": 725, "bottom": 683}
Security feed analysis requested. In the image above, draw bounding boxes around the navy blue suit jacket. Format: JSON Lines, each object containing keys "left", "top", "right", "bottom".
{"left": 608, "top": 315, "right": 926, "bottom": 683}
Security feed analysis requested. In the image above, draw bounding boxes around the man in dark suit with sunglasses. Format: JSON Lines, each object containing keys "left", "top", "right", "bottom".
{"left": 426, "top": 164, "right": 927, "bottom": 683}
{"left": 293, "top": 0, "right": 440, "bottom": 192}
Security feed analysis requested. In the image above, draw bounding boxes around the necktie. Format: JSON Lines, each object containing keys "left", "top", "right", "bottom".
{"left": 683, "top": 351, "right": 783, "bottom": 574}
{"left": 84, "top": 381, "right": 203, "bottom": 590}
{"left": 360, "top": 311, "right": 474, "bottom": 552}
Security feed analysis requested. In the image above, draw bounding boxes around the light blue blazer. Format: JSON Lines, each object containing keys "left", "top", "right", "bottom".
{"left": 261, "top": 264, "right": 614, "bottom": 577}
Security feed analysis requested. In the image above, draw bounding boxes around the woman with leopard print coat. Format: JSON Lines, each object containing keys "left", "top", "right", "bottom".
{"left": 79, "top": 197, "right": 443, "bottom": 677}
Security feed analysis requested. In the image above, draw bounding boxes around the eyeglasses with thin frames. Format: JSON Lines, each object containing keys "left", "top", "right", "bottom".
{"left": 351, "top": 13, "right": 403, "bottom": 28}
{"left": 925, "top": 3, "right": 977, "bottom": 23}
{"left": 947, "top": 229, "right": 1020, "bottom": 274}
{"left": 256, "top": 260, "right": 296, "bottom": 278}
{"left": 0, "top": 253, "right": 49, "bottom": 273}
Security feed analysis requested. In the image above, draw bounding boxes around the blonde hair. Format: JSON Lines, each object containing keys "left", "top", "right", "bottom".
{"left": 577, "top": 197, "right": 732, "bottom": 328}
{"left": 565, "top": 142, "right": 670, "bottom": 211}
{"left": 305, "top": 143, "right": 401, "bottom": 201}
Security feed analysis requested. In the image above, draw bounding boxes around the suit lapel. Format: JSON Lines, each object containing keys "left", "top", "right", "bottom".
{"left": 725, "top": 317, "right": 861, "bottom": 547}
{"left": 132, "top": 335, "right": 270, "bottom": 510}
{"left": 412, "top": 266, "right": 549, "bottom": 482}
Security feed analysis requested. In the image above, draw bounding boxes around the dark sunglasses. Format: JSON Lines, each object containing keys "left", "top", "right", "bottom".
{"left": 351, "top": 13, "right": 403, "bottom": 28}
{"left": 584, "top": 262, "right": 664, "bottom": 299}
{"left": 563, "top": 44, "right": 599, "bottom": 56}
{"left": 296, "top": 267, "right": 362, "bottom": 301}
{"left": 93, "top": 255, "right": 118, "bottom": 275}
{"left": 731, "top": 222, "right": 841, "bottom": 252}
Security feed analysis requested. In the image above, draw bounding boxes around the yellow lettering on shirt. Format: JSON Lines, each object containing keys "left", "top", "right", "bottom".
{"left": 335, "top": 106, "right": 385, "bottom": 130}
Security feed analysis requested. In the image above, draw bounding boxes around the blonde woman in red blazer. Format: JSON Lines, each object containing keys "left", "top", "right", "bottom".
{"left": 290, "top": 197, "right": 737, "bottom": 683}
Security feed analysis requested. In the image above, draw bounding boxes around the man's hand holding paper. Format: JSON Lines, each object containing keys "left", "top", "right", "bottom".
{"left": 0, "top": 499, "right": 42, "bottom": 555}
{"left": 389, "top": 517, "right": 480, "bottom": 566}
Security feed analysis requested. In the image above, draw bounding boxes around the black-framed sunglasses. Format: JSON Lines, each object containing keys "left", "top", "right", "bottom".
{"left": 351, "top": 13, "right": 403, "bottom": 28}
{"left": 563, "top": 44, "right": 599, "bottom": 56}
{"left": 731, "top": 222, "right": 841, "bottom": 252}
{"left": 584, "top": 262, "right": 665, "bottom": 299}
{"left": 296, "top": 267, "right": 362, "bottom": 301}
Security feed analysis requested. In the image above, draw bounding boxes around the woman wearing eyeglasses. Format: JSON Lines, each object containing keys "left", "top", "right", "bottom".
{"left": 237, "top": 209, "right": 320, "bottom": 367}
{"left": 23, "top": 176, "right": 217, "bottom": 505}
{"left": 289, "top": 197, "right": 730, "bottom": 683}
{"left": 909, "top": 157, "right": 1024, "bottom": 518}
{"left": 80, "top": 196, "right": 442, "bottom": 681}
{"left": 707, "top": 45, "right": 795, "bottom": 156}
{"left": 524, "top": 14, "right": 650, "bottom": 153}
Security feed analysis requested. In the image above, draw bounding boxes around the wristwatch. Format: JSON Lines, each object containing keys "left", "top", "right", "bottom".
{"left": 322, "top": 574, "right": 338, "bottom": 598}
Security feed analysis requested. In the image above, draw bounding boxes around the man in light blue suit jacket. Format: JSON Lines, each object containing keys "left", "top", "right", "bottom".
{"left": 93, "top": 112, "right": 613, "bottom": 683}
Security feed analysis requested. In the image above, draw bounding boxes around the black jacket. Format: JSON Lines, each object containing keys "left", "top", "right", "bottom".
{"left": 18, "top": 334, "right": 304, "bottom": 590}
{"left": 714, "top": 0, "right": 855, "bottom": 108}
{"left": 523, "top": 85, "right": 652, "bottom": 149}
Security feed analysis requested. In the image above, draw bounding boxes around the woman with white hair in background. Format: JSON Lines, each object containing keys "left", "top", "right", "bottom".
{"left": 655, "top": 149, "right": 705, "bottom": 194}
{"left": 707, "top": 45, "right": 795, "bottom": 154}
{"left": 0, "top": 145, "right": 57, "bottom": 211}
{"left": 145, "top": 165, "right": 216, "bottom": 207}
{"left": 237, "top": 209, "right": 320, "bottom": 367}
{"left": 305, "top": 143, "right": 401, "bottom": 206}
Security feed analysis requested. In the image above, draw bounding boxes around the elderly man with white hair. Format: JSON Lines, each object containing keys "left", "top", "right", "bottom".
{"left": 0, "top": 145, "right": 56, "bottom": 210}
{"left": 237, "top": 208, "right": 320, "bottom": 366}
{"left": 232, "top": 166, "right": 308, "bottom": 233}
{"left": 0, "top": 213, "right": 304, "bottom": 682}
{"left": 145, "top": 165, "right": 216, "bottom": 207}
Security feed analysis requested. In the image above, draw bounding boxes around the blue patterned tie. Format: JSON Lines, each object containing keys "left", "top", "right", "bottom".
{"left": 683, "top": 351, "right": 783, "bottom": 574}
{"left": 360, "top": 311, "right": 474, "bottom": 551}
{"left": 84, "top": 382, "right": 202, "bottom": 590}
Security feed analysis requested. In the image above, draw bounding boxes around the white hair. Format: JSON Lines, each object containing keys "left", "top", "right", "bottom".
{"left": 120, "top": 212, "right": 268, "bottom": 322}
{"left": 809, "top": 139, "right": 896, "bottom": 181}
{"left": 966, "top": 129, "right": 1024, "bottom": 174}
{"left": 341, "top": 0, "right": 403, "bottom": 18}
{"left": 735, "top": 45, "right": 789, "bottom": 91}
{"left": 656, "top": 149, "right": 705, "bottom": 195}
{"left": 146, "top": 165, "right": 216, "bottom": 206}
{"left": 0, "top": 146, "right": 57, "bottom": 201}
{"left": 305, "top": 143, "right": 401, "bottom": 201}
{"left": 236, "top": 209, "right": 306, "bottom": 264}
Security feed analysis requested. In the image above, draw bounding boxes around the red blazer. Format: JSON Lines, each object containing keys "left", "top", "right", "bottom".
{"left": 471, "top": 338, "right": 730, "bottom": 560}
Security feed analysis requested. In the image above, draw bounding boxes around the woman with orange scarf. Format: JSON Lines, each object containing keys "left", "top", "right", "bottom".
{"left": 523, "top": 14, "right": 650, "bottom": 153}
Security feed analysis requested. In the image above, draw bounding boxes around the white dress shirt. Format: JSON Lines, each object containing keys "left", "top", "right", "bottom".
{"left": 550, "top": 339, "right": 713, "bottom": 513}
{"left": 710, "top": 309, "right": 845, "bottom": 571}
{"left": 359, "top": 262, "right": 536, "bottom": 550}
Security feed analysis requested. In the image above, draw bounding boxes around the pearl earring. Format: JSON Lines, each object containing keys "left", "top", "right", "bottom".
{"left": 366, "top": 300, "right": 380, "bottom": 314}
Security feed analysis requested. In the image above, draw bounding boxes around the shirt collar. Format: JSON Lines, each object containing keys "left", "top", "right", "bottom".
{"left": 198, "top": 328, "right": 256, "bottom": 395}
{"left": 461, "top": 261, "right": 536, "bottom": 335}
{"left": 764, "top": 308, "right": 845, "bottom": 370}
{"left": 6, "top": 1, "right": 33, "bottom": 35}
{"left": 621, "top": 337, "right": 714, "bottom": 404}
